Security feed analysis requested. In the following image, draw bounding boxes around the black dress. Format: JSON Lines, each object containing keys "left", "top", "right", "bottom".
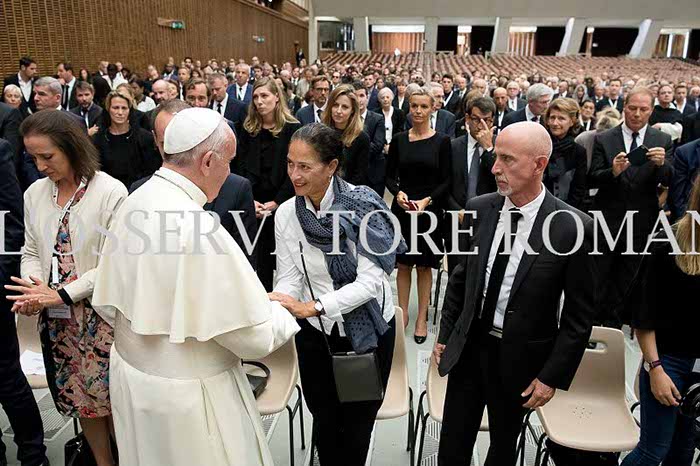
{"left": 339, "top": 130, "right": 371, "bottom": 187}
{"left": 386, "top": 131, "right": 451, "bottom": 268}
{"left": 237, "top": 122, "right": 302, "bottom": 290}
{"left": 649, "top": 105, "right": 683, "bottom": 127}
{"left": 543, "top": 135, "right": 588, "bottom": 210}
{"left": 92, "top": 127, "right": 161, "bottom": 189}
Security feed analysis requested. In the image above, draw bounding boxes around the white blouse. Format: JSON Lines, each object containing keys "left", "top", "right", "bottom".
{"left": 273, "top": 182, "right": 395, "bottom": 336}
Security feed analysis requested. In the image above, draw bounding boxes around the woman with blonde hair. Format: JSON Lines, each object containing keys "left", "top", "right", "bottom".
{"left": 237, "top": 77, "right": 301, "bottom": 290}
{"left": 622, "top": 176, "right": 700, "bottom": 466}
{"left": 92, "top": 90, "right": 161, "bottom": 189}
{"left": 543, "top": 97, "right": 587, "bottom": 209}
{"left": 322, "top": 84, "right": 370, "bottom": 186}
{"left": 385, "top": 86, "right": 451, "bottom": 341}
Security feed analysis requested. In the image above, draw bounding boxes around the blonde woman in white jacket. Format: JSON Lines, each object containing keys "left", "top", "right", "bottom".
{"left": 5, "top": 111, "right": 127, "bottom": 466}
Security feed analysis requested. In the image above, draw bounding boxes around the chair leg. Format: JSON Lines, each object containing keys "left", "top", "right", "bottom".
{"left": 286, "top": 405, "right": 295, "bottom": 466}
{"left": 416, "top": 413, "right": 429, "bottom": 466}
{"left": 533, "top": 433, "right": 547, "bottom": 466}
{"left": 541, "top": 448, "right": 550, "bottom": 466}
{"left": 310, "top": 420, "right": 317, "bottom": 466}
{"left": 517, "top": 410, "right": 533, "bottom": 466}
{"left": 297, "top": 385, "right": 306, "bottom": 449}
{"left": 414, "top": 390, "right": 427, "bottom": 449}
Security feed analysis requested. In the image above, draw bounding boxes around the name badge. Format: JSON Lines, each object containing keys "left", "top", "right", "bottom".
{"left": 48, "top": 304, "right": 71, "bottom": 319}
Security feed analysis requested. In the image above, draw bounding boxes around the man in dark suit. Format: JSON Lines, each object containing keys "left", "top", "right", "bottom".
{"left": 351, "top": 81, "right": 386, "bottom": 195}
{"left": 492, "top": 87, "right": 511, "bottom": 134}
{"left": 595, "top": 79, "right": 624, "bottom": 114}
{"left": 506, "top": 81, "right": 526, "bottom": 111}
{"left": 70, "top": 81, "right": 103, "bottom": 133}
{"left": 363, "top": 73, "right": 380, "bottom": 112}
{"left": 589, "top": 87, "right": 673, "bottom": 327}
{"left": 0, "top": 102, "right": 21, "bottom": 156}
{"left": 669, "top": 139, "right": 700, "bottom": 222}
{"left": 0, "top": 138, "right": 49, "bottom": 466}
{"left": 226, "top": 64, "right": 253, "bottom": 106}
{"left": 552, "top": 80, "right": 570, "bottom": 100}
{"left": 56, "top": 62, "right": 78, "bottom": 111}
{"left": 209, "top": 73, "right": 246, "bottom": 125}
{"left": 2, "top": 57, "right": 38, "bottom": 115}
{"left": 435, "top": 121, "right": 596, "bottom": 466}
{"left": 673, "top": 84, "right": 695, "bottom": 118}
{"left": 681, "top": 111, "right": 700, "bottom": 145}
{"left": 442, "top": 74, "right": 460, "bottom": 115}
{"left": 502, "top": 83, "right": 553, "bottom": 128}
{"left": 138, "top": 101, "right": 258, "bottom": 264}
{"left": 445, "top": 97, "right": 498, "bottom": 276}
{"left": 296, "top": 76, "right": 331, "bottom": 126}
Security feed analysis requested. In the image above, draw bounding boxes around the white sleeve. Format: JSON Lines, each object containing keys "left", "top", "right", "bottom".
{"left": 317, "top": 253, "right": 385, "bottom": 323}
{"left": 213, "top": 301, "right": 300, "bottom": 359}
{"left": 272, "top": 208, "right": 304, "bottom": 300}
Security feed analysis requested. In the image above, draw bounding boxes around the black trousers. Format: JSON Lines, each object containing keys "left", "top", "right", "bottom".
{"left": 296, "top": 317, "right": 395, "bottom": 466}
{"left": 0, "top": 306, "right": 46, "bottom": 466}
{"left": 439, "top": 332, "right": 528, "bottom": 466}
{"left": 254, "top": 214, "right": 276, "bottom": 292}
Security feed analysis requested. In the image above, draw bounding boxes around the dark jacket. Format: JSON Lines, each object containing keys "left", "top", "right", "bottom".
{"left": 446, "top": 135, "right": 497, "bottom": 212}
{"left": 340, "top": 131, "right": 371, "bottom": 187}
{"left": 0, "top": 139, "right": 24, "bottom": 290}
{"left": 681, "top": 111, "right": 700, "bottom": 145}
{"left": 211, "top": 97, "right": 247, "bottom": 126}
{"left": 669, "top": 139, "right": 700, "bottom": 221}
{"left": 0, "top": 102, "right": 21, "bottom": 156}
{"left": 543, "top": 136, "right": 588, "bottom": 209}
{"left": 92, "top": 127, "right": 161, "bottom": 189}
{"left": 363, "top": 110, "right": 386, "bottom": 192}
{"left": 406, "top": 109, "right": 456, "bottom": 138}
{"left": 2, "top": 74, "right": 36, "bottom": 114}
{"left": 589, "top": 124, "right": 674, "bottom": 238}
{"left": 438, "top": 191, "right": 596, "bottom": 394}
{"left": 70, "top": 103, "right": 103, "bottom": 129}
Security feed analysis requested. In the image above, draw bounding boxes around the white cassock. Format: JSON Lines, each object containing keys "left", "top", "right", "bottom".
{"left": 92, "top": 167, "right": 299, "bottom": 466}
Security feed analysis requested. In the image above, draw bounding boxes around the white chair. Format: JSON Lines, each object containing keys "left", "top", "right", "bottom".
{"left": 16, "top": 314, "right": 48, "bottom": 389}
{"left": 521, "top": 327, "right": 639, "bottom": 465}
{"left": 246, "top": 340, "right": 305, "bottom": 466}
{"left": 376, "top": 306, "right": 415, "bottom": 464}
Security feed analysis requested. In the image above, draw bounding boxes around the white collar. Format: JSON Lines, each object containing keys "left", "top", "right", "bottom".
{"left": 361, "top": 109, "right": 368, "bottom": 120}
{"left": 237, "top": 82, "right": 247, "bottom": 90}
{"left": 56, "top": 105, "right": 63, "bottom": 111}
{"left": 66, "top": 77, "right": 76, "bottom": 87}
{"left": 525, "top": 106, "right": 538, "bottom": 121}
{"left": 503, "top": 183, "right": 546, "bottom": 221}
{"left": 314, "top": 102, "right": 327, "bottom": 113}
{"left": 304, "top": 179, "right": 335, "bottom": 214}
{"left": 467, "top": 132, "right": 478, "bottom": 148}
{"left": 383, "top": 106, "right": 394, "bottom": 118}
{"left": 622, "top": 122, "right": 648, "bottom": 139}
{"left": 17, "top": 72, "right": 31, "bottom": 85}
{"left": 155, "top": 167, "right": 208, "bottom": 207}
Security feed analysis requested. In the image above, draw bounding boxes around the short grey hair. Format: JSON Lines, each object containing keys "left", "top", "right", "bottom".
{"left": 208, "top": 73, "right": 227, "bottom": 85}
{"left": 378, "top": 87, "right": 394, "bottom": 100}
{"left": 405, "top": 82, "right": 422, "bottom": 98}
{"left": 2, "top": 84, "right": 21, "bottom": 97}
{"left": 526, "top": 83, "right": 554, "bottom": 102}
{"left": 34, "top": 77, "right": 62, "bottom": 95}
{"left": 235, "top": 63, "right": 251, "bottom": 75}
{"left": 165, "top": 120, "right": 233, "bottom": 166}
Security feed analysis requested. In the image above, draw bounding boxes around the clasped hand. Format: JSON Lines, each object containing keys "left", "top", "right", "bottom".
{"left": 4, "top": 276, "right": 62, "bottom": 315}
{"left": 395, "top": 191, "right": 430, "bottom": 212}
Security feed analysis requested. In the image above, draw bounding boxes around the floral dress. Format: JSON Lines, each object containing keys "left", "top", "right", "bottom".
{"left": 39, "top": 183, "right": 113, "bottom": 418}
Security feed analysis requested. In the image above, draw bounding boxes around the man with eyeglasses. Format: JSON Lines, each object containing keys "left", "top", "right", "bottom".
{"left": 295, "top": 75, "right": 330, "bottom": 125}
{"left": 445, "top": 97, "right": 498, "bottom": 276}
{"left": 330, "top": 71, "right": 342, "bottom": 90}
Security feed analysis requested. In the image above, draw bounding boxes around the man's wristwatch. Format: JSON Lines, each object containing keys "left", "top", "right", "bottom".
{"left": 313, "top": 299, "right": 326, "bottom": 317}
{"left": 644, "top": 359, "right": 662, "bottom": 372}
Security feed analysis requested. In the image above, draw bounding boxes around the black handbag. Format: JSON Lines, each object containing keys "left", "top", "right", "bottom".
{"left": 64, "top": 421, "right": 96, "bottom": 466}
{"left": 242, "top": 360, "right": 271, "bottom": 399}
{"left": 299, "top": 241, "right": 385, "bottom": 403}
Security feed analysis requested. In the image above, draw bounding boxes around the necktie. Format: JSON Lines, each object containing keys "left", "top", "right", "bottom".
{"left": 62, "top": 85, "right": 69, "bottom": 110}
{"left": 466, "top": 144, "right": 481, "bottom": 203}
{"left": 531, "top": 116, "right": 538, "bottom": 122}
{"left": 630, "top": 132, "right": 639, "bottom": 152}
{"left": 215, "top": 101, "right": 222, "bottom": 114}
{"left": 82, "top": 110, "right": 89, "bottom": 127}
{"left": 238, "top": 87, "right": 243, "bottom": 100}
{"left": 481, "top": 208, "right": 523, "bottom": 331}
{"left": 317, "top": 109, "right": 322, "bottom": 121}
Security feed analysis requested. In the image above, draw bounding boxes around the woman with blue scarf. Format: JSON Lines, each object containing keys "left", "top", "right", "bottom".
{"left": 271, "top": 123, "right": 403, "bottom": 465}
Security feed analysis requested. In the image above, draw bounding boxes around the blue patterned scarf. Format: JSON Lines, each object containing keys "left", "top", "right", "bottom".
{"left": 295, "top": 176, "right": 406, "bottom": 354}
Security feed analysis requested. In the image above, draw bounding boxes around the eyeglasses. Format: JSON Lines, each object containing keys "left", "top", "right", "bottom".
{"left": 468, "top": 115, "right": 494, "bottom": 124}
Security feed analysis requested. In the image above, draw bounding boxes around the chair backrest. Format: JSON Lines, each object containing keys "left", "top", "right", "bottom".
{"left": 392, "top": 306, "right": 407, "bottom": 366}
{"left": 426, "top": 356, "right": 448, "bottom": 422}
{"left": 16, "top": 314, "right": 42, "bottom": 354}
{"left": 564, "top": 326, "right": 626, "bottom": 399}
{"left": 377, "top": 306, "right": 410, "bottom": 419}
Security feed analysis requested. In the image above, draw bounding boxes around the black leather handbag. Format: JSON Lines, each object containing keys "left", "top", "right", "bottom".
{"left": 64, "top": 431, "right": 96, "bottom": 466}
{"left": 299, "top": 241, "right": 385, "bottom": 403}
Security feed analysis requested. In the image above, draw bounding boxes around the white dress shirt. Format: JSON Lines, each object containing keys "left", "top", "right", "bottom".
{"left": 313, "top": 103, "right": 327, "bottom": 123}
{"left": 430, "top": 111, "right": 437, "bottom": 129}
{"left": 398, "top": 96, "right": 405, "bottom": 109}
{"left": 235, "top": 83, "right": 248, "bottom": 101}
{"left": 18, "top": 73, "right": 32, "bottom": 102}
{"left": 213, "top": 93, "right": 229, "bottom": 116}
{"left": 580, "top": 118, "right": 593, "bottom": 132}
{"left": 136, "top": 96, "right": 156, "bottom": 112}
{"left": 621, "top": 123, "right": 648, "bottom": 153}
{"left": 274, "top": 181, "right": 395, "bottom": 336}
{"left": 483, "top": 185, "right": 546, "bottom": 330}
{"left": 525, "top": 106, "right": 539, "bottom": 123}
{"left": 383, "top": 106, "right": 394, "bottom": 144}
{"left": 508, "top": 97, "right": 519, "bottom": 111}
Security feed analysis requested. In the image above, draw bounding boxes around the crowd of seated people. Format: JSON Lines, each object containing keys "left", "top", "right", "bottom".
{"left": 1, "top": 50, "right": 700, "bottom": 466}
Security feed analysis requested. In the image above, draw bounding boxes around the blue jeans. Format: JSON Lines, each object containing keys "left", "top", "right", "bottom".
{"left": 622, "top": 354, "right": 699, "bottom": 466}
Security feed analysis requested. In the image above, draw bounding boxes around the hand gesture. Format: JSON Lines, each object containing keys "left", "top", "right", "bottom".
{"left": 5, "top": 276, "right": 62, "bottom": 313}
{"left": 433, "top": 343, "right": 446, "bottom": 365}
{"left": 474, "top": 118, "right": 495, "bottom": 150}
{"left": 650, "top": 368, "right": 681, "bottom": 406}
{"left": 254, "top": 200, "right": 267, "bottom": 219}
{"left": 396, "top": 191, "right": 410, "bottom": 210}
{"left": 522, "top": 378, "right": 556, "bottom": 409}
{"left": 612, "top": 152, "right": 630, "bottom": 177}
{"left": 647, "top": 147, "right": 666, "bottom": 167}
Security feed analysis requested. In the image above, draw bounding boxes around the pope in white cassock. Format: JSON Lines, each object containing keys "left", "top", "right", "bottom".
{"left": 91, "top": 107, "right": 300, "bottom": 465}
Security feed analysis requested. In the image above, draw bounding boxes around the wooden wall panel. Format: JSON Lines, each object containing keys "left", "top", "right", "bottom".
{"left": 371, "top": 33, "right": 425, "bottom": 53}
{"left": 0, "top": 0, "right": 308, "bottom": 79}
